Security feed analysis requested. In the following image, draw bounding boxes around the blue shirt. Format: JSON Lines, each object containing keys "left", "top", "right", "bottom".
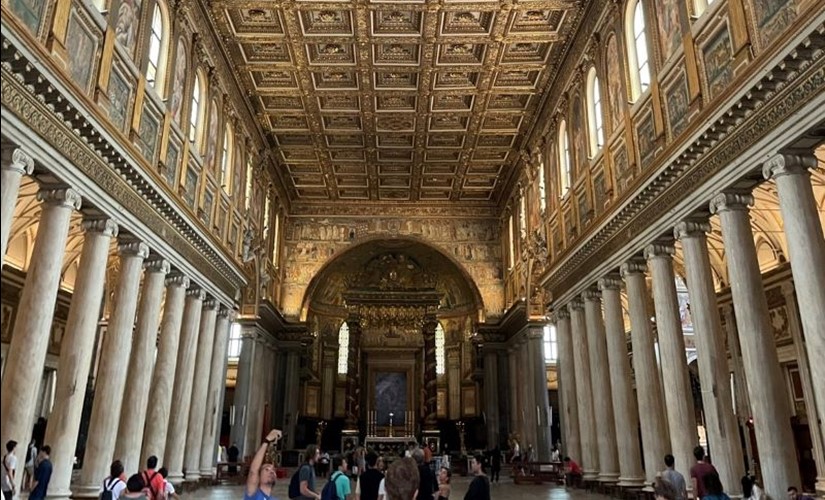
{"left": 244, "top": 489, "right": 277, "bottom": 500}
{"left": 30, "top": 459, "right": 53, "bottom": 500}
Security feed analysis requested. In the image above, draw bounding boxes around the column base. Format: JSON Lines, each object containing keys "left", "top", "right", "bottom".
{"left": 816, "top": 477, "right": 825, "bottom": 497}
{"left": 597, "top": 472, "right": 620, "bottom": 483}
{"left": 44, "top": 487, "right": 74, "bottom": 500}
{"left": 617, "top": 476, "right": 646, "bottom": 488}
{"left": 167, "top": 470, "right": 185, "bottom": 487}
{"left": 583, "top": 471, "right": 598, "bottom": 481}
{"left": 71, "top": 484, "right": 106, "bottom": 499}
{"left": 185, "top": 470, "right": 201, "bottom": 482}
{"left": 199, "top": 467, "right": 214, "bottom": 479}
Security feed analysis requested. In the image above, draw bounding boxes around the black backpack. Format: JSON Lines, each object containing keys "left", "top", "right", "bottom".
{"left": 320, "top": 472, "right": 343, "bottom": 500}
{"left": 99, "top": 477, "right": 122, "bottom": 500}
{"left": 289, "top": 464, "right": 310, "bottom": 499}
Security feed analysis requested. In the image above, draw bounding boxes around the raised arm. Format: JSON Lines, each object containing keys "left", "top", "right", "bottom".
{"left": 246, "top": 429, "right": 282, "bottom": 496}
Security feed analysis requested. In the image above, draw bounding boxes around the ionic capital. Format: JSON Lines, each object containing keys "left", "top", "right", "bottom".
{"left": 644, "top": 243, "right": 675, "bottom": 261}
{"left": 762, "top": 152, "right": 818, "bottom": 180}
{"left": 709, "top": 192, "right": 753, "bottom": 215}
{"left": 526, "top": 328, "right": 544, "bottom": 340}
{"left": 597, "top": 275, "right": 623, "bottom": 292}
{"left": 187, "top": 286, "right": 206, "bottom": 300}
{"left": 165, "top": 272, "right": 190, "bottom": 288}
{"left": 620, "top": 259, "right": 647, "bottom": 278}
{"left": 203, "top": 298, "right": 219, "bottom": 310}
{"left": 144, "top": 257, "right": 171, "bottom": 274}
{"left": 554, "top": 306, "right": 570, "bottom": 321}
{"left": 37, "top": 186, "right": 82, "bottom": 210}
{"left": 118, "top": 239, "right": 150, "bottom": 259}
{"left": 3, "top": 148, "right": 35, "bottom": 175}
{"left": 218, "top": 305, "right": 235, "bottom": 320}
{"left": 569, "top": 297, "right": 584, "bottom": 311}
{"left": 582, "top": 288, "right": 601, "bottom": 302}
{"left": 81, "top": 216, "right": 119, "bottom": 237}
{"left": 674, "top": 220, "right": 711, "bottom": 241}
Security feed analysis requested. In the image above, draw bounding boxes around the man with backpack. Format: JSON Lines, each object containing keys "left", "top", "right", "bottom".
{"left": 289, "top": 444, "right": 321, "bottom": 500}
{"left": 99, "top": 460, "right": 126, "bottom": 500}
{"left": 141, "top": 456, "right": 165, "bottom": 500}
{"left": 246, "top": 428, "right": 282, "bottom": 500}
{"left": 320, "top": 455, "right": 351, "bottom": 500}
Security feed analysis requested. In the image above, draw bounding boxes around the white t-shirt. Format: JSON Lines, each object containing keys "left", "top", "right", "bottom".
{"left": 378, "top": 477, "right": 386, "bottom": 499}
{"left": 164, "top": 479, "right": 176, "bottom": 495}
{"left": 1, "top": 453, "right": 17, "bottom": 492}
{"left": 99, "top": 476, "right": 127, "bottom": 499}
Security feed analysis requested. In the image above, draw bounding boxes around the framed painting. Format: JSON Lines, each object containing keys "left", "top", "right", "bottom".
{"left": 164, "top": 135, "right": 182, "bottom": 187}
{"left": 746, "top": 0, "right": 797, "bottom": 50}
{"left": 216, "top": 201, "right": 229, "bottom": 238}
{"left": 65, "top": 6, "right": 101, "bottom": 95}
{"left": 200, "top": 186, "right": 215, "bottom": 226}
{"left": 110, "top": 0, "right": 143, "bottom": 60}
{"left": 655, "top": 0, "right": 684, "bottom": 63}
{"left": 593, "top": 169, "right": 608, "bottom": 213}
{"left": 204, "top": 99, "right": 220, "bottom": 171}
{"left": 563, "top": 208, "right": 576, "bottom": 243}
{"left": 663, "top": 66, "right": 691, "bottom": 140}
{"left": 604, "top": 33, "right": 625, "bottom": 135}
{"left": 229, "top": 217, "right": 240, "bottom": 256}
{"left": 107, "top": 57, "right": 134, "bottom": 132}
{"left": 635, "top": 104, "right": 657, "bottom": 167}
{"left": 576, "top": 188, "right": 591, "bottom": 229}
{"left": 137, "top": 103, "right": 161, "bottom": 164}
{"left": 169, "top": 36, "right": 189, "bottom": 126}
{"left": 461, "top": 386, "right": 476, "bottom": 416}
{"left": 8, "top": 0, "right": 48, "bottom": 36}
{"left": 612, "top": 140, "right": 633, "bottom": 195}
{"left": 699, "top": 20, "right": 733, "bottom": 102}
{"left": 183, "top": 163, "right": 200, "bottom": 209}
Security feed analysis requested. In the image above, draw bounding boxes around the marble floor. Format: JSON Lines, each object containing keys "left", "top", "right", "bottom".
{"left": 181, "top": 475, "right": 613, "bottom": 499}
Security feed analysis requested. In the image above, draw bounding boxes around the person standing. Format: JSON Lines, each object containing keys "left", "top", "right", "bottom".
{"left": 463, "top": 454, "right": 490, "bottom": 500}
{"left": 1, "top": 441, "right": 18, "bottom": 500}
{"left": 244, "top": 428, "right": 281, "bottom": 500}
{"left": 413, "top": 449, "right": 436, "bottom": 500}
{"left": 690, "top": 447, "right": 718, "bottom": 499}
{"left": 436, "top": 467, "right": 451, "bottom": 500}
{"left": 488, "top": 447, "right": 501, "bottom": 484}
{"left": 701, "top": 472, "right": 730, "bottom": 500}
{"left": 24, "top": 440, "right": 36, "bottom": 491}
{"left": 29, "top": 445, "right": 52, "bottom": 500}
{"left": 357, "top": 452, "right": 384, "bottom": 500}
{"left": 227, "top": 442, "right": 240, "bottom": 475}
{"left": 384, "top": 457, "right": 419, "bottom": 500}
{"left": 297, "top": 444, "right": 321, "bottom": 500}
{"left": 330, "top": 456, "right": 352, "bottom": 500}
{"left": 99, "top": 460, "right": 127, "bottom": 500}
{"left": 662, "top": 454, "right": 687, "bottom": 500}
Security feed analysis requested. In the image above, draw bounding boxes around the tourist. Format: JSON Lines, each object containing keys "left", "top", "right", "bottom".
{"left": 295, "top": 444, "right": 321, "bottom": 500}
{"left": 329, "top": 455, "right": 352, "bottom": 500}
{"left": 141, "top": 456, "right": 164, "bottom": 500}
{"left": 24, "top": 439, "right": 37, "bottom": 491}
{"left": 244, "top": 428, "right": 281, "bottom": 500}
{"left": 228, "top": 442, "right": 240, "bottom": 475}
{"left": 690, "top": 446, "right": 718, "bottom": 499}
{"left": 356, "top": 451, "right": 384, "bottom": 500}
{"left": 29, "top": 445, "right": 52, "bottom": 500}
{"left": 318, "top": 450, "right": 330, "bottom": 479}
{"left": 384, "top": 457, "right": 419, "bottom": 500}
{"left": 159, "top": 467, "right": 180, "bottom": 500}
{"left": 701, "top": 472, "right": 730, "bottom": 500}
{"left": 121, "top": 474, "right": 148, "bottom": 499}
{"left": 436, "top": 466, "right": 451, "bottom": 500}
{"left": 563, "top": 456, "right": 583, "bottom": 487}
{"left": 488, "top": 447, "right": 501, "bottom": 484}
{"left": 99, "top": 460, "right": 127, "bottom": 500}
{"left": 741, "top": 474, "right": 764, "bottom": 500}
{"left": 655, "top": 477, "right": 680, "bottom": 500}
{"left": 413, "top": 448, "right": 436, "bottom": 500}
{"left": 787, "top": 486, "right": 815, "bottom": 500}
{"left": 463, "top": 454, "right": 490, "bottom": 500}
{"left": 661, "top": 454, "right": 687, "bottom": 500}
{"left": 1, "top": 440, "right": 17, "bottom": 500}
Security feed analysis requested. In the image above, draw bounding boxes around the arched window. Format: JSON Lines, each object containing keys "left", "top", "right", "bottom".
{"left": 271, "top": 210, "right": 281, "bottom": 265}
{"left": 626, "top": 0, "right": 652, "bottom": 101}
{"left": 538, "top": 159, "right": 547, "bottom": 213}
{"left": 586, "top": 68, "right": 605, "bottom": 156}
{"left": 145, "top": 2, "right": 169, "bottom": 92}
{"left": 507, "top": 215, "right": 515, "bottom": 269}
{"left": 558, "top": 120, "right": 572, "bottom": 196}
{"left": 188, "top": 72, "right": 205, "bottom": 144}
{"left": 337, "top": 322, "right": 350, "bottom": 374}
{"left": 435, "top": 323, "right": 445, "bottom": 375}
{"left": 244, "top": 156, "right": 254, "bottom": 211}
{"left": 543, "top": 324, "right": 558, "bottom": 364}
{"left": 220, "top": 126, "right": 233, "bottom": 194}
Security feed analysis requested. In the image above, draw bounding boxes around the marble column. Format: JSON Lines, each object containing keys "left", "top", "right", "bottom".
{"left": 621, "top": 260, "right": 670, "bottom": 487}
{"left": 598, "top": 277, "right": 645, "bottom": 487}
{"left": 780, "top": 282, "right": 825, "bottom": 492}
{"left": 528, "top": 328, "right": 553, "bottom": 460}
{"left": 114, "top": 257, "right": 170, "bottom": 473}
{"left": 230, "top": 332, "right": 256, "bottom": 455}
{"left": 283, "top": 347, "right": 301, "bottom": 451}
{"left": 483, "top": 349, "right": 501, "bottom": 449}
{"left": 200, "top": 307, "right": 233, "bottom": 478}
{"left": 75, "top": 238, "right": 148, "bottom": 497}
{"left": 184, "top": 299, "right": 218, "bottom": 481}
{"left": 44, "top": 217, "right": 118, "bottom": 500}
{"left": 165, "top": 287, "right": 206, "bottom": 485}
{"left": 764, "top": 153, "right": 825, "bottom": 464}
{"left": 508, "top": 346, "right": 521, "bottom": 440}
{"left": 519, "top": 337, "right": 537, "bottom": 454}
{"left": 554, "top": 307, "right": 581, "bottom": 462}
{"left": 582, "top": 290, "right": 620, "bottom": 482}
{"left": 570, "top": 298, "right": 598, "bottom": 480}
{"left": 675, "top": 221, "right": 745, "bottom": 493}
{"left": 0, "top": 147, "right": 34, "bottom": 267}
{"left": 645, "top": 243, "right": 698, "bottom": 484}
{"left": 722, "top": 305, "right": 754, "bottom": 468}
{"left": 0, "top": 187, "right": 81, "bottom": 474}
{"left": 141, "top": 273, "right": 189, "bottom": 465}
{"left": 710, "top": 192, "right": 800, "bottom": 499}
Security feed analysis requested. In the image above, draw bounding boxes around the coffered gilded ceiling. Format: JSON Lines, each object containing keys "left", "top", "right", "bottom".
{"left": 208, "top": 0, "right": 583, "bottom": 207}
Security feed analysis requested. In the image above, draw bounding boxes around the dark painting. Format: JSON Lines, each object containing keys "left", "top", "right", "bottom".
{"left": 184, "top": 166, "right": 199, "bottom": 208}
{"left": 66, "top": 10, "right": 97, "bottom": 94}
{"left": 165, "top": 139, "right": 180, "bottom": 187}
{"left": 753, "top": 0, "right": 796, "bottom": 47}
{"left": 375, "top": 371, "right": 407, "bottom": 426}
{"left": 703, "top": 24, "right": 733, "bottom": 100}
{"left": 9, "top": 0, "right": 46, "bottom": 35}
{"left": 636, "top": 109, "right": 656, "bottom": 165}
{"left": 138, "top": 107, "right": 160, "bottom": 163}
{"left": 666, "top": 69, "right": 690, "bottom": 138}
{"left": 107, "top": 64, "right": 132, "bottom": 131}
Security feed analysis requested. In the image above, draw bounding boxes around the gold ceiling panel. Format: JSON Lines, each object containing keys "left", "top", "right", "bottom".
{"left": 210, "top": 0, "right": 583, "bottom": 204}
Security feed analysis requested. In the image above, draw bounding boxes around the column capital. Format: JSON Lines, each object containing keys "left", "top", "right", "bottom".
{"left": 779, "top": 280, "right": 797, "bottom": 299}
{"left": 644, "top": 243, "right": 675, "bottom": 260}
{"left": 582, "top": 288, "right": 601, "bottom": 302}
{"left": 144, "top": 257, "right": 171, "bottom": 274}
{"left": 187, "top": 286, "right": 206, "bottom": 300}
{"left": 709, "top": 192, "right": 753, "bottom": 215}
{"left": 203, "top": 298, "right": 219, "bottom": 311}
{"left": 165, "top": 272, "right": 190, "bottom": 288}
{"left": 762, "top": 152, "right": 818, "bottom": 180}
{"left": 569, "top": 297, "right": 584, "bottom": 311}
{"left": 37, "top": 186, "right": 82, "bottom": 210}
{"left": 550, "top": 306, "right": 570, "bottom": 322}
{"left": 81, "top": 216, "right": 119, "bottom": 237}
{"left": 526, "top": 329, "right": 544, "bottom": 341}
{"left": 2, "top": 148, "right": 35, "bottom": 175}
{"left": 118, "top": 238, "right": 150, "bottom": 258}
{"left": 620, "top": 259, "right": 647, "bottom": 278}
{"left": 218, "top": 306, "right": 236, "bottom": 320}
{"left": 597, "top": 275, "right": 623, "bottom": 291}
{"left": 674, "top": 220, "right": 711, "bottom": 241}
